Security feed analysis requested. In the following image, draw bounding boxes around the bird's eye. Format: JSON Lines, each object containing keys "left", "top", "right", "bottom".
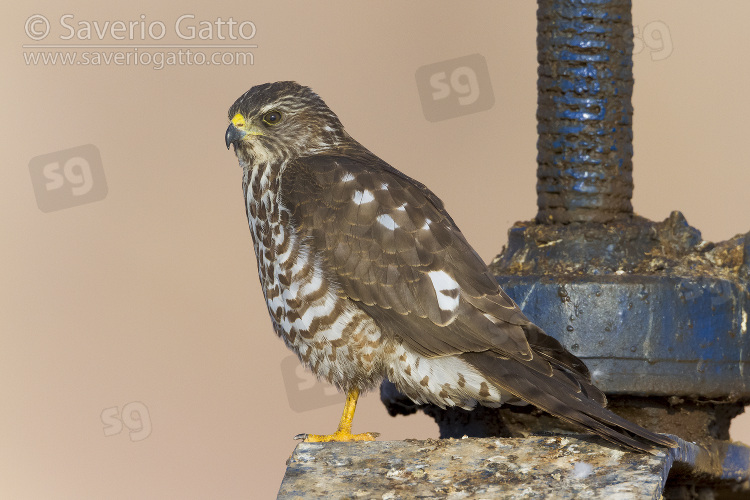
{"left": 262, "top": 111, "right": 282, "bottom": 126}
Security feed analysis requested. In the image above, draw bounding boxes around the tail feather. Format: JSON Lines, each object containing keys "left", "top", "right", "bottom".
{"left": 462, "top": 351, "right": 678, "bottom": 453}
{"left": 520, "top": 324, "right": 608, "bottom": 407}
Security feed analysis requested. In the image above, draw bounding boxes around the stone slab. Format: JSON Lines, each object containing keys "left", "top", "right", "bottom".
{"left": 278, "top": 435, "right": 671, "bottom": 499}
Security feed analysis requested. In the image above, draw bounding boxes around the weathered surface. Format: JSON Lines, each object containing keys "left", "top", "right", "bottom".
{"left": 278, "top": 436, "right": 750, "bottom": 499}
{"left": 492, "top": 274, "right": 749, "bottom": 399}
{"left": 490, "top": 212, "right": 749, "bottom": 281}
{"left": 536, "top": 0, "right": 635, "bottom": 224}
{"left": 482, "top": 212, "right": 750, "bottom": 401}
{"left": 280, "top": 436, "right": 667, "bottom": 499}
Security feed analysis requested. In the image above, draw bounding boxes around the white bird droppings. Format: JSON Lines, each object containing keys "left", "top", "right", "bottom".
{"left": 570, "top": 462, "right": 594, "bottom": 479}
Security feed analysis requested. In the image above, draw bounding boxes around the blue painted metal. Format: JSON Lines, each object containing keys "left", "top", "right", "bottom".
{"left": 537, "top": 0, "right": 634, "bottom": 223}
{"left": 496, "top": 275, "right": 750, "bottom": 398}
{"left": 663, "top": 435, "right": 750, "bottom": 485}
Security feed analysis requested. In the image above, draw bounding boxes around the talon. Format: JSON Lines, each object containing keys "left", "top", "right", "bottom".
{"left": 304, "top": 430, "right": 379, "bottom": 443}
{"left": 297, "top": 389, "right": 379, "bottom": 443}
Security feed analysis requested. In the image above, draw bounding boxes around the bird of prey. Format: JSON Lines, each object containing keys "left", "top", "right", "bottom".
{"left": 224, "top": 81, "right": 676, "bottom": 452}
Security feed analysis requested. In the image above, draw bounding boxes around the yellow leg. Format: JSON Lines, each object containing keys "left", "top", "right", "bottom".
{"left": 302, "top": 388, "right": 379, "bottom": 442}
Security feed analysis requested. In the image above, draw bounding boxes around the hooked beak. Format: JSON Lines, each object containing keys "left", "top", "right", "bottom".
{"left": 225, "top": 112, "right": 264, "bottom": 150}
{"left": 225, "top": 123, "right": 247, "bottom": 150}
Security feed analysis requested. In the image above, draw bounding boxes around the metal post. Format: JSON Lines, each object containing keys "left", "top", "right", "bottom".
{"left": 381, "top": 0, "right": 750, "bottom": 494}
{"left": 536, "top": 0, "right": 634, "bottom": 224}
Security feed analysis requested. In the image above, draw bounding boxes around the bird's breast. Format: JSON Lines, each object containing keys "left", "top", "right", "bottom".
{"left": 243, "top": 163, "right": 385, "bottom": 390}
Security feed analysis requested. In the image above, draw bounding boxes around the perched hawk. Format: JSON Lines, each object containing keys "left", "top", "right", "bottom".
{"left": 225, "top": 81, "right": 676, "bottom": 452}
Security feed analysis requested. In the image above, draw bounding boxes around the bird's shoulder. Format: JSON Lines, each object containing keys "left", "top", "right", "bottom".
{"left": 280, "top": 147, "right": 497, "bottom": 301}
{"left": 280, "top": 148, "right": 540, "bottom": 354}
{"left": 281, "top": 147, "right": 453, "bottom": 227}
{"left": 280, "top": 149, "right": 593, "bottom": 384}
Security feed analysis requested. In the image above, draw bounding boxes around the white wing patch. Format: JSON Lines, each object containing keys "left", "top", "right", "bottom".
{"left": 341, "top": 172, "right": 355, "bottom": 182}
{"left": 387, "top": 345, "right": 510, "bottom": 409}
{"left": 376, "top": 213, "right": 398, "bottom": 230}
{"left": 352, "top": 189, "right": 375, "bottom": 205}
{"left": 428, "top": 270, "right": 460, "bottom": 313}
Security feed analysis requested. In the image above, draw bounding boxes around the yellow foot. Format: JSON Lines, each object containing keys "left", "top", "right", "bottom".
{"left": 295, "top": 388, "right": 378, "bottom": 443}
{"left": 296, "top": 431, "right": 380, "bottom": 443}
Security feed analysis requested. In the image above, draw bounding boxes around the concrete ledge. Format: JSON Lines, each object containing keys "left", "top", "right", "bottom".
{"left": 279, "top": 435, "right": 673, "bottom": 499}
{"left": 278, "top": 434, "right": 750, "bottom": 499}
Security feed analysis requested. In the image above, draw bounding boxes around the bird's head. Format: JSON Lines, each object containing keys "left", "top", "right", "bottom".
{"left": 225, "top": 81, "right": 347, "bottom": 166}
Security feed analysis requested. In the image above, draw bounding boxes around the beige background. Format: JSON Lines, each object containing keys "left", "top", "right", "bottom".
{"left": 3, "top": 2, "right": 750, "bottom": 498}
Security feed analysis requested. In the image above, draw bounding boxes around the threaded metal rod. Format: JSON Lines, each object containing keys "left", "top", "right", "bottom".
{"left": 536, "top": 0, "right": 634, "bottom": 224}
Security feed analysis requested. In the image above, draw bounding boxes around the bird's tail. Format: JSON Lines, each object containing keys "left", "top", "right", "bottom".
{"left": 461, "top": 350, "right": 678, "bottom": 453}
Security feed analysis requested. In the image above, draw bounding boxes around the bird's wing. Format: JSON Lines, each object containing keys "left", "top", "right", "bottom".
{"left": 281, "top": 151, "right": 590, "bottom": 382}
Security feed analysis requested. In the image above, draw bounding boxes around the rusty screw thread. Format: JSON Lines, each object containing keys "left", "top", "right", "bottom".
{"left": 536, "top": 0, "right": 635, "bottom": 224}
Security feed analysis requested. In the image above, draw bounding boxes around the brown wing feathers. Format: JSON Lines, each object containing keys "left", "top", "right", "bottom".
{"left": 282, "top": 150, "right": 676, "bottom": 453}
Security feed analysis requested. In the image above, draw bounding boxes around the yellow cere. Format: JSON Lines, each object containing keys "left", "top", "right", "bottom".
{"left": 231, "top": 113, "right": 245, "bottom": 128}
{"left": 231, "top": 112, "right": 264, "bottom": 136}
